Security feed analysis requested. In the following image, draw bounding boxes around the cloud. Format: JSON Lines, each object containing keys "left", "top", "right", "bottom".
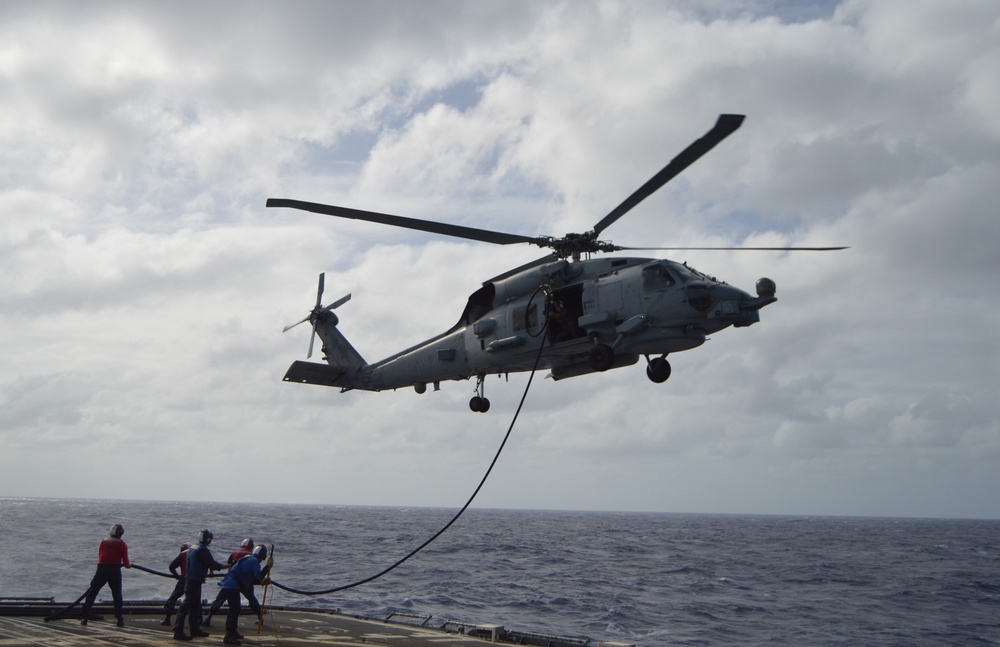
{"left": 1, "top": 0, "right": 998, "bottom": 518}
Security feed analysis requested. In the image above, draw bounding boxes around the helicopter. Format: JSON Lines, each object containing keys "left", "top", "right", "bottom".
{"left": 269, "top": 114, "right": 844, "bottom": 412}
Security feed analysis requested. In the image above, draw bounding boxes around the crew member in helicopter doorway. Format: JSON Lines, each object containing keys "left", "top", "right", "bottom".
{"left": 80, "top": 523, "right": 132, "bottom": 627}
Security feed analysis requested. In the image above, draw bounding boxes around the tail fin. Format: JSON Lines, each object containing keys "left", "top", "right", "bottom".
{"left": 313, "top": 316, "right": 367, "bottom": 371}
{"left": 282, "top": 273, "right": 367, "bottom": 389}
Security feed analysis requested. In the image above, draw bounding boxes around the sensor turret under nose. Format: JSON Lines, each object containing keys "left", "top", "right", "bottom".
{"left": 756, "top": 277, "right": 776, "bottom": 299}
{"left": 740, "top": 278, "right": 778, "bottom": 314}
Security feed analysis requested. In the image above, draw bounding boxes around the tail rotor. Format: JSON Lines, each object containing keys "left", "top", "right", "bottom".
{"left": 283, "top": 273, "right": 351, "bottom": 358}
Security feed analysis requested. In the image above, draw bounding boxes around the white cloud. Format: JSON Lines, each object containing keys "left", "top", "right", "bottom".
{"left": 1, "top": 0, "right": 998, "bottom": 519}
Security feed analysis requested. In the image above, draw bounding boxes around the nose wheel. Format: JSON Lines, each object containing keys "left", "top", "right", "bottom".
{"left": 646, "top": 356, "right": 671, "bottom": 383}
{"left": 469, "top": 375, "right": 491, "bottom": 413}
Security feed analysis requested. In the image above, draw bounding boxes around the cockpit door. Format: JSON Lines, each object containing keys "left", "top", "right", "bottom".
{"left": 641, "top": 262, "right": 685, "bottom": 313}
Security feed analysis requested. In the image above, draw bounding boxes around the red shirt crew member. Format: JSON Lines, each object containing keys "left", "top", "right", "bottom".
{"left": 80, "top": 523, "right": 132, "bottom": 627}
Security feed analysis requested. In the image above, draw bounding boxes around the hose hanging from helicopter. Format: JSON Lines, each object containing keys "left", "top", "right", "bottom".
{"left": 269, "top": 283, "right": 553, "bottom": 596}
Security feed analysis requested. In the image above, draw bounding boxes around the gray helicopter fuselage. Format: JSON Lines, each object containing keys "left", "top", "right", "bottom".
{"left": 289, "top": 256, "right": 775, "bottom": 393}
{"left": 273, "top": 113, "right": 838, "bottom": 408}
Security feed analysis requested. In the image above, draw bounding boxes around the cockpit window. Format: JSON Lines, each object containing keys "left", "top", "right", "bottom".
{"left": 667, "top": 261, "right": 716, "bottom": 283}
{"left": 642, "top": 263, "right": 675, "bottom": 291}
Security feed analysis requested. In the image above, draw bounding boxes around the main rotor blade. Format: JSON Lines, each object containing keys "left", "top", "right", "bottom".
{"left": 616, "top": 245, "right": 849, "bottom": 251}
{"left": 592, "top": 114, "right": 745, "bottom": 236}
{"left": 267, "top": 198, "right": 540, "bottom": 247}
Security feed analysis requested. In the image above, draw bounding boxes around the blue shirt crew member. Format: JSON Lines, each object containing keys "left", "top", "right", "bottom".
{"left": 217, "top": 545, "right": 269, "bottom": 645}
{"left": 206, "top": 538, "right": 254, "bottom": 627}
{"left": 173, "top": 529, "right": 228, "bottom": 641}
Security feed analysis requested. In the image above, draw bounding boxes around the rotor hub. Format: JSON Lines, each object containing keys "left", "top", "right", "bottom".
{"left": 543, "top": 231, "right": 622, "bottom": 259}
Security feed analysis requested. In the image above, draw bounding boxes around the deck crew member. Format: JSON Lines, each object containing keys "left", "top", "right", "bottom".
{"left": 80, "top": 523, "right": 132, "bottom": 627}
{"left": 217, "top": 545, "right": 271, "bottom": 645}
{"left": 205, "top": 538, "right": 254, "bottom": 627}
{"left": 173, "top": 529, "right": 228, "bottom": 641}
{"left": 161, "top": 542, "right": 190, "bottom": 626}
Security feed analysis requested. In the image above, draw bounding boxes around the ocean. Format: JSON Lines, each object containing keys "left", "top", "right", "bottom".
{"left": 1, "top": 498, "right": 997, "bottom": 646}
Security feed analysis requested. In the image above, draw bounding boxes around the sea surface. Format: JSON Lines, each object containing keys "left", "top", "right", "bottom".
{"left": 1, "top": 498, "right": 998, "bottom": 646}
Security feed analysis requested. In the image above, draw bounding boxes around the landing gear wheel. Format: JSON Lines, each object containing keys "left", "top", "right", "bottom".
{"left": 646, "top": 357, "right": 672, "bottom": 383}
{"left": 589, "top": 344, "right": 615, "bottom": 372}
{"left": 469, "top": 396, "right": 490, "bottom": 413}
{"left": 470, "top": 374, "right": 491, "bottom": 413}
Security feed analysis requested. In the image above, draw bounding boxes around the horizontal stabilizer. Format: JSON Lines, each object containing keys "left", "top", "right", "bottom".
{"left": 283, "top": 361, "right": 352, "bottom": 388}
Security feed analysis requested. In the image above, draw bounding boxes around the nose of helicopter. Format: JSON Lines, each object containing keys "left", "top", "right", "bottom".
{"left": 706, "top": 278, "right": 776, "bottom": 328}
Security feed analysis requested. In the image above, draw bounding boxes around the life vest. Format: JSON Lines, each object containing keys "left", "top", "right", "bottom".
{"left": 229, "top": 547, "right": 252, "bottom": 564}
{"left": 97, "top": 537, "right": 131, "bottom": 567}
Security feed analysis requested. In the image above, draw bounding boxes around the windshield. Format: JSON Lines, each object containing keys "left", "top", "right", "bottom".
{"left": 665, "top": 261, "right": 700, "bottom": 283}
{"left": 664, "top": 261, "right": 723, "bottom": 284}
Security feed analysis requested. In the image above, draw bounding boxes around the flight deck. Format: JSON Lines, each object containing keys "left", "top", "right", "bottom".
{"left": 0, "top": 599, "right": 612, "bottom": 647}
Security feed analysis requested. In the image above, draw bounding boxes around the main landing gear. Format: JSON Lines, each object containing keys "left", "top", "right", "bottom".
{"left": 645, "top": 355, "right": 671, "bottom": 383}
{"left": 588, "top": 343, "right": 615, "bottom": 372}
{"left": 469, "top": 374, "right": 491, "bottom": 413}
{"left": 589, "top": 341, "right": 672, "bottom": 384}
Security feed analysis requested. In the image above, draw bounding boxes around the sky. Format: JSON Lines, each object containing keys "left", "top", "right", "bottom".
{"left": 1, "top": 0, "right": 998, "bottom": 519}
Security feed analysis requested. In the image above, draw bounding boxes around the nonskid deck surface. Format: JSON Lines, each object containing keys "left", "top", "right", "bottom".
{"left": 0, "top": 607, "right": 487, "bottom": 646}
{"left": 0, "top": 600, "right": 598, "bottom": 647}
